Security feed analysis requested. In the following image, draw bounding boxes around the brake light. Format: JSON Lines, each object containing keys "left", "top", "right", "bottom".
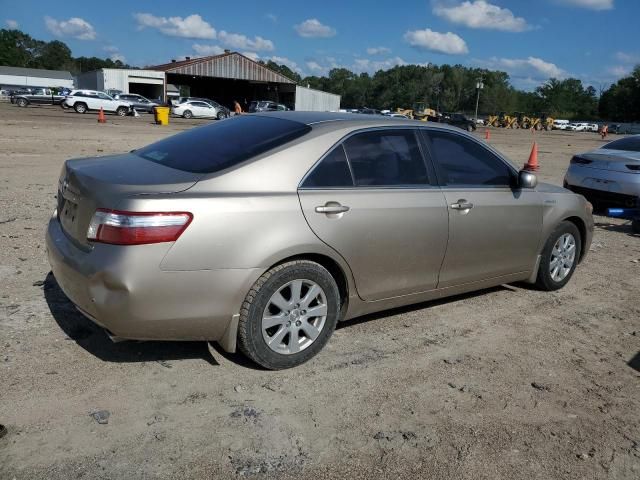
{"left": 87, "top": 209, "right": 192, "bottom": 245}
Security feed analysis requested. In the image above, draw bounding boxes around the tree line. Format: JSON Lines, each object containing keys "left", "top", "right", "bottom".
{"left": 0, "top": 28, "right": 132, "bottom": 75}
{"left": 1, "top": 27, "right": 638, "bottom": 121}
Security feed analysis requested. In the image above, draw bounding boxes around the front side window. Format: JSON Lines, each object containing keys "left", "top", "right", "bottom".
{"left": 343, "top": 130, "right": 429, "bottom": 186}
{"left": 426, "top": 130, "right": 513, "bottom": 187}
{"left": 302, "top": 145, "right": 353, "bottom": 188}
{"left": 97, "top": 93, "right": 112, "bottom": 100}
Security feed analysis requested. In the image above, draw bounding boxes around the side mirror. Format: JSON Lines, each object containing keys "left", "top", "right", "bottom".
{"left": 518, "top": 170, "right": 538, "bottom": 189}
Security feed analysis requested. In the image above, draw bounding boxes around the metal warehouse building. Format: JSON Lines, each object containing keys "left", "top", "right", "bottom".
{"left": 149, "top": 51, "right": 340, "bottom": 111}
{"left": 0, "top": 66, "right": 74, "bottom": 90}
{"left": 76, "top": 69, "right": 166, "bottom": 100}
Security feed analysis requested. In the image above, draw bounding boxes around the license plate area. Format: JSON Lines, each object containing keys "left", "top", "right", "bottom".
{"left": 60, "top": 199, "right": 79, "bottom": 234}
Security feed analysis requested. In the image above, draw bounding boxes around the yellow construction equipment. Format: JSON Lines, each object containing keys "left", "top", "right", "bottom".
{"left": 530, "top": 112, "right": 554, "bottom": 131}
{"left": 396, "top": 102, "right": 437, "bottom": 121}
{"left": 488, "top": 111, "right": 517, "bottom": 128}
{"left": 513, "top": 112, "right": 534, "bottom": 129}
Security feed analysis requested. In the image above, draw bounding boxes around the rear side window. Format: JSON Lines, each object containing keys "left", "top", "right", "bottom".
{"left": 343, "top": 130, "right": 429, "bottom": 186}
{"left": 302, "top": 145, "right": 353, "bottom": 188}
{"left": 426, "top": 130, "right": 513, "bottom": 187}
{"left": 603, "top": 136, "right": 640, "bottom": 152}
{"left": 135, "top": 115, "right": 311, "bottom": 174}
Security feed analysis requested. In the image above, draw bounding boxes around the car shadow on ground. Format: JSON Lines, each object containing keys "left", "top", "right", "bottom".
{"left": 44, "top": 270, "right": 515, "bottom": 369}
{"left": 595, "top": 221, "right": 640, "bottom": 238}
{"left": 629, "top": 351, "right": 640, "bottom": 372}
{"left": 44, "top": 272, "right": 217, "bottom": 366}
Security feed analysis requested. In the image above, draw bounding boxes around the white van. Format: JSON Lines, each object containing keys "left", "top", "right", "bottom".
{"left": 553, "top": 119, "right": 570, "bottom": 130}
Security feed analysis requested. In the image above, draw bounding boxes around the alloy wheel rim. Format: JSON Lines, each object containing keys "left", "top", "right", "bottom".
{"left": 262, "top": 279, "right": 328, "bottom": 355}
{"left": 550, "top": 233, "right": 576, "bottom": 282}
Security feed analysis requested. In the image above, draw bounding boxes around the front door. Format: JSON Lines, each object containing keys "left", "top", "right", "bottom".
{"left": 298, "top": 129, "right": 449, "bottom": 301}
{"left": 423, "top": 129, "right": 542, "bottom": 288}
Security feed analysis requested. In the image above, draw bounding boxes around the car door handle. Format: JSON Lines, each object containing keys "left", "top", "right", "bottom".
{"left": 450, "top": 200, "right": 474, "bottom": 210}
{"left": 315, "top": 203, "right": 350, "bottom": 214}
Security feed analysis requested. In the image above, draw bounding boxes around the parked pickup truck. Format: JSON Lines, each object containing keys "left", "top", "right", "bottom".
{"left": 11, "top": 88, "right": 66, "bottom": 107}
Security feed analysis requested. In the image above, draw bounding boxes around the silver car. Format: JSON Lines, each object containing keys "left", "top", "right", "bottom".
{"left": 564, "top": 135, "right": 640, "bottom": 207}
{"left": 46, "top": 112, "right": 594, "bottom": 369}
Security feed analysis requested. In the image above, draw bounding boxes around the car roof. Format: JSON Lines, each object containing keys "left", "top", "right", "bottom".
{"left": 250, "top": 111, "right": 465, "bottom": 133}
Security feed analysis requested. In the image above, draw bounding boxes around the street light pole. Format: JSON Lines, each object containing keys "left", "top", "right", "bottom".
{"left": 474, "top": 78, "right": 484, "bottom": 123}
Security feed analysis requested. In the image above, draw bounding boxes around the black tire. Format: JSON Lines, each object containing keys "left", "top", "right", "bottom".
{"left": 182, "top": 110, "right": 193, "bottom": 119}
{"left": 535, "top": 221, "right": 582, "bottom": 291}
{"left": 74, "top": 103, "right": 87, "bottom": 114}
{"left": 238, "top": 260, "right": 341, "bottom": 370}
{"left": 217, "top": 111, "right": 225, "bottom": 120}
{"left": 116, "top": 107, "right": 128, "bottom": 117}
{"left": 16, "top": 98, "right": 28, "bottom": 107}
{"left": 632, "top": 218, "right": 640, "bottom": 234}
{"left": 466, "top": 124, "right": 474, "bottom": 132}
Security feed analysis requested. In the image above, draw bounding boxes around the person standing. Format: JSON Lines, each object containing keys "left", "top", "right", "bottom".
{"left": 234, "top": 100, "right": 243, "bottom": 115}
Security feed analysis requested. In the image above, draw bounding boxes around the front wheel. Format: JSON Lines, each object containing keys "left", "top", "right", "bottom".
{"left": 16, "top": 98, "right": 28, "bottom": 107}
{"left": 217, "top": 111, "right": 225, "bottom": 120}
{"left": 535, "top": 221, "right": 582, "bottom": 291}
{"left": 238, "top": 260, "right": 341, "bottom": 370}
{"left": 116, "top": 107, "right": 128, "bottom": 117}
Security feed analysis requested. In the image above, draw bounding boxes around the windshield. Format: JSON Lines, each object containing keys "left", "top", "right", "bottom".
{"left": 135, "top": 115, "right": 311, "bottom": 174}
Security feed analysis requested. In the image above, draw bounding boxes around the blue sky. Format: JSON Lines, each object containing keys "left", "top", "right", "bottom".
{"left": 5, "top": 0, "right": 639, "bottom": 90}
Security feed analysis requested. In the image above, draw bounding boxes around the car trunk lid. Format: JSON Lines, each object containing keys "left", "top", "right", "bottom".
{"left": 576, "top": 150, "right": 640, "bottom": 173}
{"left": 57, "top": 153, "right": 201, "bottom": 248}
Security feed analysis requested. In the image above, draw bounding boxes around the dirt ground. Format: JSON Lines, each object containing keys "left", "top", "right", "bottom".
{"left": 0, "top": 103, "right": 638, "bottom": 480}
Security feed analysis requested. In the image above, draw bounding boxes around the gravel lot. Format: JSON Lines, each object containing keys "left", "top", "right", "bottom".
{"left": 1, "top": 103, "right": 639, "bottom": 479}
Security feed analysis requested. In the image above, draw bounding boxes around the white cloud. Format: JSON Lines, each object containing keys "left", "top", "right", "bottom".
{"left": 192, "top": 44, "right": 225, "bottom": 56}
{"left": 45, "top": 16, "right": 96, "bottom": 40}
{"left": 133, "top": 13, "right": 216, "bottom": 39}
{"left": 353, "top": 57, "right": 407, "bottom": 73}
{"left": 366, "top": 46, "right": 392, "bottom": 55}
{"left": 433, "top": 1, "right": 530, "bottom": 32}
{"left": 479, "top": 56, "right": 566, "bottom": 79}
{"left": 305, "top": 61, "right": 325, "bottom": 74}
{"left": 6, "top": 19, "right": 19, "bottom": 29}
{"left": 556, "top": 0, "right": 613, "bottom": 10}
{"left": 268, "top": 56, "right": 303, "bottom": 74}
{"left": 614, "top": 51, "right": 640, "bottom": 64}
{"left": 103, "top": 45, "right": 118, "bottom": 53}
{"left": 294, "top": 18, "right": 336, "bottom": 38}
{"left": 404, "top": 28, "right": 468, "bottom": 55}
{"left": 241, "top": 51, "right": 260, "bottom": 61}
{"left": 218, "top": 31, "right": 274, "bottom": 51}
{"left": 266, "top": 13, "right": 278, "bottom": 22}
{"left": 607, "top": 65, "right": 631, "bottom": 77}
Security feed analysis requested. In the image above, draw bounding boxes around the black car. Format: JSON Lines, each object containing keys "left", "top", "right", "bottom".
{"left": 441, "top": 113, "right": 476, "bottom": 132}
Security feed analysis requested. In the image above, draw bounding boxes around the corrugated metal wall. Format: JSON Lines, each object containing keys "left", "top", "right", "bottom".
{"left": 295, "top": 86, "right": 341, "bottom": 111}
{"left": 168, "top": 54, "right": 295, "bottom": 84}
{"left": 102, "top": 70, "right": 165, "bottom": 93}
{"left": 0, "top": 75, "right": 74, "bottom": 89}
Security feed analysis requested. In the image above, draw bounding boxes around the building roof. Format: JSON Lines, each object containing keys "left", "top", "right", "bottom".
{"left": 0, "top": 66, "right": 73, "bottom": 80}
{"left": 147, "top": 52, "right": 296, "bottom": 84}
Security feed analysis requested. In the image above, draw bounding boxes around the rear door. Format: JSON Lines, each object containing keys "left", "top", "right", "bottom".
{"left": 423, "top": 129, "right": 542, "bottom": 288}
{"left": 298, "top": 128, "right": 449, "bottom": 301}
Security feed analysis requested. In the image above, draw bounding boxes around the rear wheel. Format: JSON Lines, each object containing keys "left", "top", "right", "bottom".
{"left": 116, "top": 106, "right": 128, "bottom": 117}
{"left": 74, "top": 103, "right": 87, "bottom": 114}
{"left": 16, "top": 98, "right": 28, "bottom": 107}
{"left": 535, "top": 221, "right": 582, "bottom": 291}
{"left": 217, "top": 111, "right": 225, "bottom": 120}
{"left": 182, "top": 110, "right": 193, "bottom": 119}
{"left": 238, "top": 260, "right": 340, "bottom": 370}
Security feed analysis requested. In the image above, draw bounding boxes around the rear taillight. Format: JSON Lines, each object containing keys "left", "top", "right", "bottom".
{"left": 570, "top": 156, "right": 592, "bottom": 165}
{"left": 87, "top": 209, "right": 192, "bottom": 245}
{"left": 626, "top": 164, "right": 640, "bottom": 171}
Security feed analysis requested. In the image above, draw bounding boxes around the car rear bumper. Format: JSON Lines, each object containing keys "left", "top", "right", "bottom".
{"left": 565, "top": 165, "right": 640, "bottom": 205}
{"left": 46, "top": 215, "right": 262, "bottom": 342}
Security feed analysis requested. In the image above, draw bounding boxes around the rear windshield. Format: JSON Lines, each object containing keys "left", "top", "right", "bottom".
{"left": 135, "top": 115, "right": 311, "bottom": 174}
{"left": 602, "top": 136, "right": 640, "bottom": 152}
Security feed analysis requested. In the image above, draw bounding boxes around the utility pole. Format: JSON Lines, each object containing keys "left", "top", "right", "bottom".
{"left": 474, "top": 77, "right": 484, "bottom": 123}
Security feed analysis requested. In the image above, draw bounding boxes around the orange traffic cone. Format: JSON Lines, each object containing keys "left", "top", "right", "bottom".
{"left": 485, "top": 129, "right": 490, "bottom": 140}
{"left": 523, "top": 142, "right": 539, "bottom": 171}
{"left": 97, "top": 107, "right": 106, "bottom": 124}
